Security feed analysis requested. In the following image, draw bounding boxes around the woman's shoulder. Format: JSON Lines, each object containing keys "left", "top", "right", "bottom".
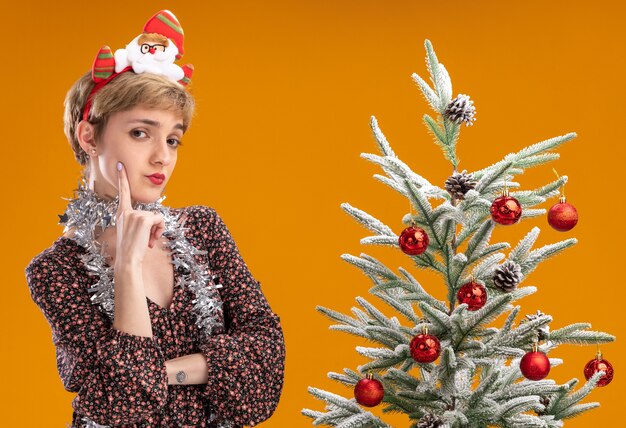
{"left": 24, "top": 236, "right": 84, "bottom": 292}
{"left": 172, "top": 205, "right": 233, "bottom": 247}
{"left": 172, "top": 204, "right": 220, "bottom": 226}
{"left": 173, "top": 204, "right": 216, "bottom": 216}
{"left": 26, "top": 236, "right": 83, "bottom": 270}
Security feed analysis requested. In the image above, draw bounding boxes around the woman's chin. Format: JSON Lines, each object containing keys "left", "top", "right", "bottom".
{"left": 132, "top": 190, "right": 164, "bottom": 205}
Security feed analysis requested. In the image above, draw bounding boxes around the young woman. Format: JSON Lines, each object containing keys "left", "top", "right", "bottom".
{"left": 24, "top": 10, "right": 285, "bottom": 428}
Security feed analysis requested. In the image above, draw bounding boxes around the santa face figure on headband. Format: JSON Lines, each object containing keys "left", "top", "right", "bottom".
{"left": 113, "top": 10, "right": 189, "bottom": 83}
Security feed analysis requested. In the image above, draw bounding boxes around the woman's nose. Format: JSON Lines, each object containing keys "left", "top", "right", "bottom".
{"left": 152, "top": 139, "right": 172, "bottom": 165}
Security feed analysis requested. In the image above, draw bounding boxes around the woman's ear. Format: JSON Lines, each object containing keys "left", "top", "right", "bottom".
{"left": 76, "top": 120, "right": 97, "bottom": 155}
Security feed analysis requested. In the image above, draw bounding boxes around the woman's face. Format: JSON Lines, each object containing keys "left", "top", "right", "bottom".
{"left": 91, "top": 105, "right": 184, "bottom": 204}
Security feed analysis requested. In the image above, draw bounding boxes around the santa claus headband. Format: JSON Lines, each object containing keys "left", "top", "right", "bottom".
{"left": 82, "top": 10, "right": 194, "bottom": 121}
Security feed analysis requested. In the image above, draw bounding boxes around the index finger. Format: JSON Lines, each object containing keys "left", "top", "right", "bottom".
{"left": 116, "top": 161, "right": 132, "bottom": 215}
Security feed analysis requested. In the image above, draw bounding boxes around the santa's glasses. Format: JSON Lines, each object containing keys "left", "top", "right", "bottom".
{"left": 140, "top": 43, "right": 167, "bottom": 54}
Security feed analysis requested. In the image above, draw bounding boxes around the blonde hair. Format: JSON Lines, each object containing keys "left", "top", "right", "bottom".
{"left": 64, "top": 71, "right": 195, "bottom": 175}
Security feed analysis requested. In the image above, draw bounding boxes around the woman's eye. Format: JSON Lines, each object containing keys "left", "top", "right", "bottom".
{"left": 131, "top": 129, "right": 147, "bottom": 138}
{"left": 168, "top": 138, "right": 183, "bottom": 148}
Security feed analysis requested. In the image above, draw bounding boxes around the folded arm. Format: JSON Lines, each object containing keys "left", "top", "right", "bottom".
{"left": 25, "top": 253, "right": 168, "bottom": 426}
{"left": 190, "top": 206, "right": 286, "bottom": 427}
{"left": 164, "top": 352, "right": 209, "bottom": 385}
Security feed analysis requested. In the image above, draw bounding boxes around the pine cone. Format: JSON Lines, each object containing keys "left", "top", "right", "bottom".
{"left": 443, "top": 94, "right": 476, "bottom": 126}
{"left": 493, "top": 260, "right": 522, "bottom": 292}
{"left": 417, "top": 413, "right": 444, "bottom": 428}
{"left": 444, "top": 170, "right": 477, "bottom": 199}
{"left": 522, "top": 310, "right": 551, "bottom": 341}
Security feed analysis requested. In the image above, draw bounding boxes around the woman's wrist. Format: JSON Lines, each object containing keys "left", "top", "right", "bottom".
{"left": 165, "top": 353, "right": 209, "bottom": 385}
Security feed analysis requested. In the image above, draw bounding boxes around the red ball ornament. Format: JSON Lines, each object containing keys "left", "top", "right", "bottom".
{"left": 399, "top": 226, "right": 429, "bottom": 255}
{"left": 410, "top": 330, "right": 441, "bottom": 363}
{"left": 456, "top": 281, "right": 488, "bottom": 311}
{"left": 354, "top": 373, "right": 384, "bottom": 407}
{"left": 584, "top": 352, "right": 614, "bottom": 387}
{"left": 520, "top": 348, "right": 551, "bottom": 381}
{"left": 490, "top": 194, "right": 522, "bottom": 225}
{"left": 548, "top": 196, "right": 578, "bottom": 232}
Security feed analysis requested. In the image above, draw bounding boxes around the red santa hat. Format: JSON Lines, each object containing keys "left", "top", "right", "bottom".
{"left": 143, "top": 10, "right": 185, "bottom": 60}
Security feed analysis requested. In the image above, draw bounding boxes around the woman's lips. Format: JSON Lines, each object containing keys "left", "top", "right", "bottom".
{"left": 146, "top": 174, "right": 165, "bottom": 185}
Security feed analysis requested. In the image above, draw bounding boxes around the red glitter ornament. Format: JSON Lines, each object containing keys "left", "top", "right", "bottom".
{"left": 584, "top": 351, "right": 614, "bottom": 387}
{"left": 354, "top": 373, "right": 384, "bottom": 407}
{"left": 548, "top": 196, "right": 578, "bottom": 232}
{"left": 456, "top": 281, "right": 487, "bottom": 311}
{"left": 399, "top": 226, "right": 429, "bottom": 255}
{"left": 490, "top": 193, "right": 523, "bottom": 225}
{"left": 520, "top": 346, "right": 551, "bottom": 381}
{"left": 410, "top": 329, "right": 441, "bottom": 363}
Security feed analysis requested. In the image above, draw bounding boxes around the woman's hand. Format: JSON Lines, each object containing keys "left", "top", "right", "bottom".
{"left": 115, "top": 161, "right": 165, "bottom": 267}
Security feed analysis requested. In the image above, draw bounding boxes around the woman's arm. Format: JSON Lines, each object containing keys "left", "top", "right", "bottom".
{"left": 111, "top": 161, "right": 160, "bottom": 338}
{"left": 191, "top": 206, "right": 286, "bottom": 427}
{"left": 164, "top": 353, "right": 209, "bottom": 385}
{"left": 25, "top": 253, "right": 168, "bottom": 426}
{"left": 112, "top": 261, "right": 153, "bottom": 337}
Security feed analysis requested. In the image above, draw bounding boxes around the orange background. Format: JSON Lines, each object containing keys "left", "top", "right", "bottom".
{"left": 3, "top": 1, "right": 625, "bottom": 426}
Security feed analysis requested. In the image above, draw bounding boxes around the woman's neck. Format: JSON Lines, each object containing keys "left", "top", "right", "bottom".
{"left": 91, "top": 180, "right": 116, "bottom": 202}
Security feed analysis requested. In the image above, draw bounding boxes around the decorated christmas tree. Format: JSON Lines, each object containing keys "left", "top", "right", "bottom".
{"left": 302, "top": 40, "right": 616, "bottom": 427}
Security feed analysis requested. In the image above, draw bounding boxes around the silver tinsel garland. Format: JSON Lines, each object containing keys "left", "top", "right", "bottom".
{"left": 60, "top": 177, "right": 225, "bottom": 340}
{"left": 62, "top": 178, "right": 234, "bottom": 427}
